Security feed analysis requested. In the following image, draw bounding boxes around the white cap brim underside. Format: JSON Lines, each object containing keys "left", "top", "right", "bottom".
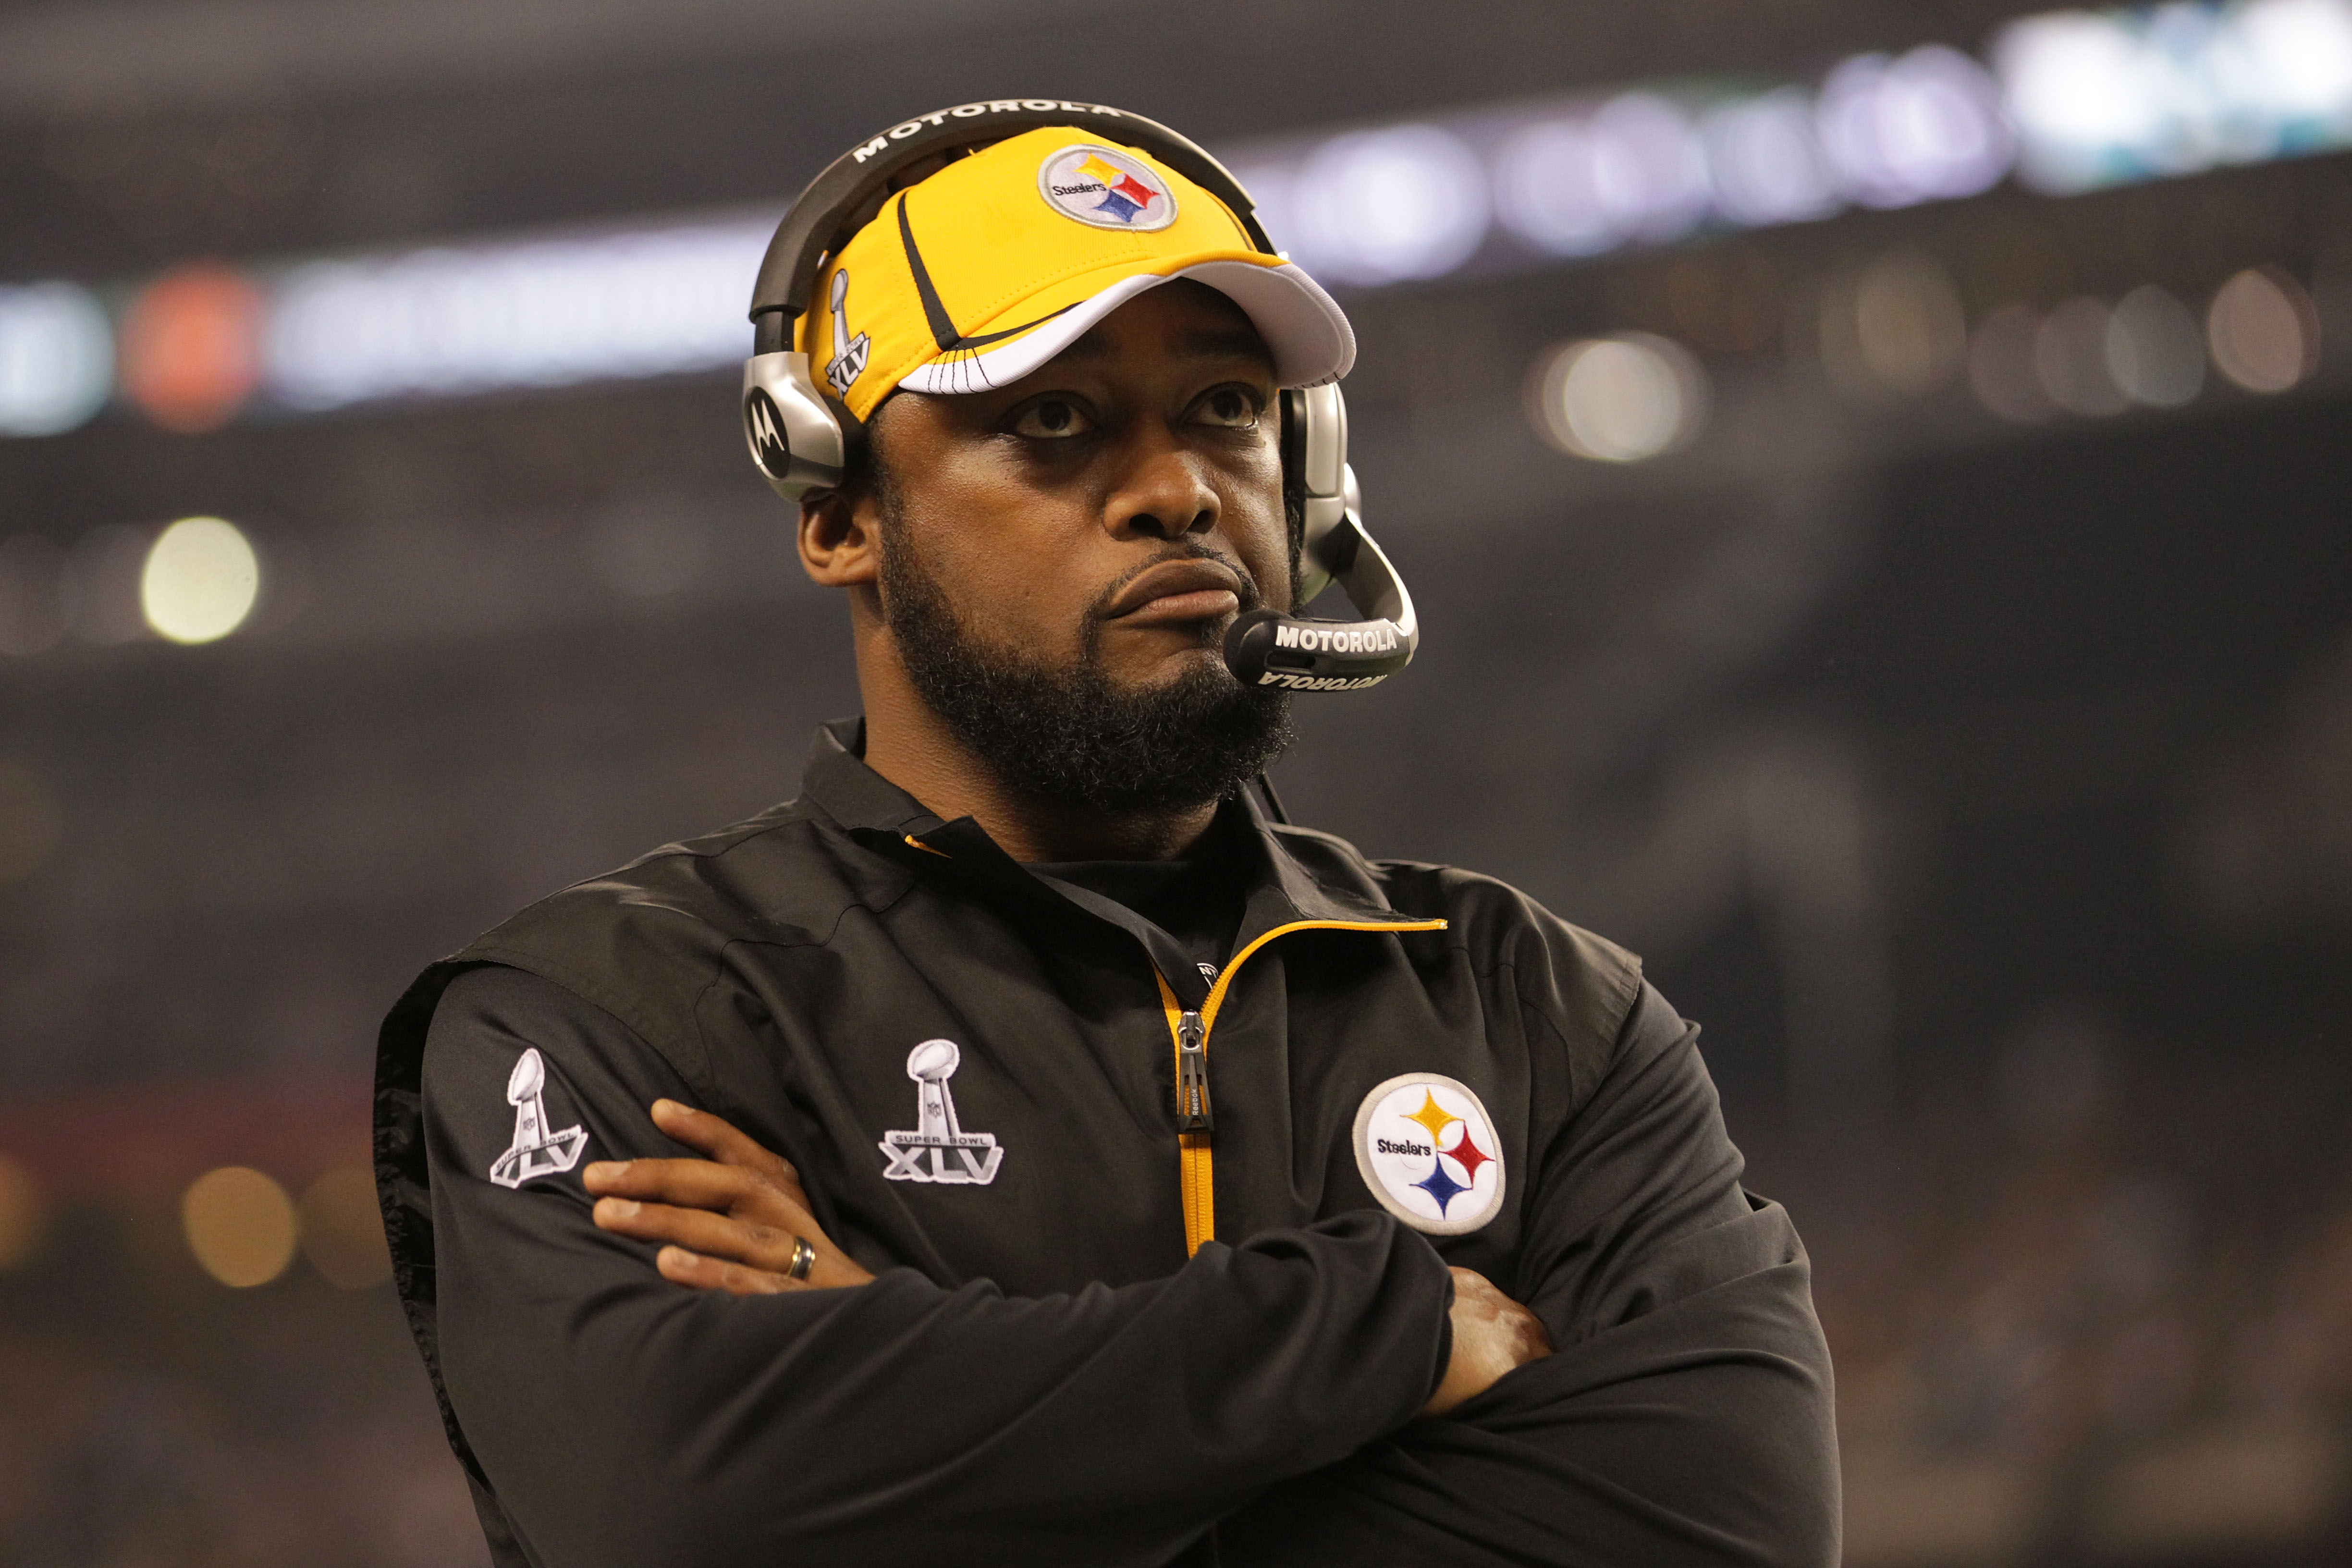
{"left": 896, "top": 260, "right": 1355, "bottom": 399}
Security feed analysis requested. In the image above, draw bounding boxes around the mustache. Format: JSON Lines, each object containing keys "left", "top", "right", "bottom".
{"left": 1087, "top": 542, "right": 1264, "bottom": 622}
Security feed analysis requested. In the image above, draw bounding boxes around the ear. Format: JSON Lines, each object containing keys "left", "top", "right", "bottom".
{"left": 796, "top": 485, "right": 879, "bottom": 589}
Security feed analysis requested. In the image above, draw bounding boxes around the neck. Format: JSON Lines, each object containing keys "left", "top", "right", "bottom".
{"left": 854, "top": 621, "right": 1219, "bottom": 863}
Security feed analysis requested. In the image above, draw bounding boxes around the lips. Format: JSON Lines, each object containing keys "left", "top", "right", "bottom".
{"left": 1102, "top": 557, "right": 1248, "bottom": 625}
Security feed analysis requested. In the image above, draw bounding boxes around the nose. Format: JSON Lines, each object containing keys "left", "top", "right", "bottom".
{"left": 1102, "top": 421, "right": 1218, "bottom": 542}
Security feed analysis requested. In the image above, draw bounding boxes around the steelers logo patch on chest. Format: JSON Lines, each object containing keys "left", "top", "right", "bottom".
{"left": 1352, "top": 1072, "right": 1506, "bottom": 1236}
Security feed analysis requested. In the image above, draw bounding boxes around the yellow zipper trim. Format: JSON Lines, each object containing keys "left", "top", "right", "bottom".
{"left": 1157, "top": 916, "right": 1447, "bottom": 1257}
{"left": 1155, "top": 970, "right": 1218, "bottom": 1254}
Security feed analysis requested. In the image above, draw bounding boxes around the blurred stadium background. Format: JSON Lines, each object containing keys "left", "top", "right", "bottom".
{"left": 5, "top": 0, "right": 2352, "bottom": 1560}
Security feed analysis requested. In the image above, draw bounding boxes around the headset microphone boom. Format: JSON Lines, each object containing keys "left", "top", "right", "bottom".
{"left": 740, "top": 100, "right": 1421, "bottom": 695}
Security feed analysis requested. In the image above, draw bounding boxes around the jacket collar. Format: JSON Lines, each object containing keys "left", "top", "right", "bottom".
{"left": 802, "top": 717, "right": 947, "bottom": 838}
{"left": 797, "top": 718, "right": 1415, "bottom": 1002}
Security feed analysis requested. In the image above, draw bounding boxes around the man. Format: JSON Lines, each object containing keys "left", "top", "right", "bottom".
{"left": 376, "top": 115, "right": 1839, "bottom": 1567}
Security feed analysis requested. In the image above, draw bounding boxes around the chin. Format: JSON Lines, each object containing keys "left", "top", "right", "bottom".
{"left": 1123, "top": 641, "right": 1234, "bottom": 691}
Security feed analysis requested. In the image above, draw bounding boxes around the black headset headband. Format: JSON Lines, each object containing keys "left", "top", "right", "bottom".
{"left": 748, "top": 100, "right": 1271, "bottom": 347}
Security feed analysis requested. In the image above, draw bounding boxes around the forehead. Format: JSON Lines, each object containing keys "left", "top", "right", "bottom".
{"left": 1042, "top": 279, "right": 1273, "bottom": 375}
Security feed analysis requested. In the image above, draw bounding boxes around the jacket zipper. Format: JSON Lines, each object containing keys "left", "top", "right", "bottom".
{"left": 1175, "top": 1011, "right": 1211, "bottom": 1132}
{"left": 1154, "top": 916, "right": 1447, "bottom": 1257}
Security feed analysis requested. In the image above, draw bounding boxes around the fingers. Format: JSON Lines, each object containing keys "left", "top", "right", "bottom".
{"left": 590, "top": 1185, "right": 876, "bottom": 1289}
{"left": 655, "top": 1244, "right": 806, "bottom": 1296}
{"left": 1421, "top": 1268, "right": 1555, "bottom": 1418}
{"left": 593, "top": 1197, "right": 806, "bottom": 1275}
{"left": 587, "top": 1103, "right": 874, "bottom": 1292}
{"left": 1449, "top": 1268, "right": 1552, "bottom": 1360}
{"left": 1449, "top": 1264, "right": 1509, "bottom": 1301}
{"left": 1510, "top": 1302, "right": 1556, "bottom": 1361}
{"left": 649, "top": 1100, "right": 803, "bottom": 1190}
{"left": 582, "top": 1157, "right": 783, "bottom": 1215}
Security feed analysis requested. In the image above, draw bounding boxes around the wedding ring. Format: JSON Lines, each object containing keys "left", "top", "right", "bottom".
{"left": 787, "top": 1235, "right": 816, "bottom": 1281}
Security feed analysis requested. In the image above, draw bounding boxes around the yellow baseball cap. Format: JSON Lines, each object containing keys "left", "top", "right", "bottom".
{"left": 796, "top": 125, "right": 1355, "bottom": 424}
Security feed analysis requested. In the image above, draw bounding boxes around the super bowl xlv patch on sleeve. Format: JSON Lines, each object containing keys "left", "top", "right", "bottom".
{"left": 488, "top": 1047, "right": 589, "bottom": 1188}
{"left": 1352, "top": 1072, "right": 1506, "bottom": 1235}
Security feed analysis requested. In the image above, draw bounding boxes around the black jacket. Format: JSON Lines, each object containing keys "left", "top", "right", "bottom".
{"left": 374, "top": 720, "right": 1839, "bottom": 1567}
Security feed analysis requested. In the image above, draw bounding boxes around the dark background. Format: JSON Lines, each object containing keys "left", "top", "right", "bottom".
{"left": 3, "top": 0, "right": 2351, "bottom": 1561}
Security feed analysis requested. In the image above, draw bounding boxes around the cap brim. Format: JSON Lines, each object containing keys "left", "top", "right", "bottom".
{"left": 897, "top": 258, "right": 1355, "bottom": 400}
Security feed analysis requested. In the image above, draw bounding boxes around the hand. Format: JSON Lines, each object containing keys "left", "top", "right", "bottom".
{"left": 1419, "top": 1267, "right": 1553, "bottom": 1417}
{"left": 583, "top": 1099, "right": 875, "bottom": 1295}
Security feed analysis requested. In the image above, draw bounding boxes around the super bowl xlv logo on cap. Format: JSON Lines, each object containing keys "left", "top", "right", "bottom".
{"left": 1036, "top": 143, "right": 1177, "bottom": 232}
{"left": 823, "top": 268, "right": 869, "bottom": 398}
{"left": 1352, "top": 1072, "right": 1506, "bottom": 1235}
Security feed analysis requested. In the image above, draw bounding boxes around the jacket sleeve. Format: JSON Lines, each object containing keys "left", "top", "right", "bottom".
{"left": 1219, "top": 981, "right": 1842, "bottom": 1568}
{"left": 422, "top": 964, "right": 1451, "bottom": 1568}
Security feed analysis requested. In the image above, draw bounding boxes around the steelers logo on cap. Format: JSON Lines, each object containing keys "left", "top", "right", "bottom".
{"left": 1352, "top": 1072, "right": 1506, "bottom": 1236}
{"left": 1036, "top": 143, "right": 1178, "bottom": 233}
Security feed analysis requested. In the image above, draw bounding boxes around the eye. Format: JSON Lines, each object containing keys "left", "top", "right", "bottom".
{"left": 1192, "top": 385, "right": 1262, "bottom": 429}
{"left": 1009, "top": 396, "right": 1095, "bottom": 439}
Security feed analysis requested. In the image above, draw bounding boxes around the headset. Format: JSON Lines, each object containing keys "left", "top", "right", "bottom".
{"left": 741, "top": 99, "right": 1419, "bottom": 694}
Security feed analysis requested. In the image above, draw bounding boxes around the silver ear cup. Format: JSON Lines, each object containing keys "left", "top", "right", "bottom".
{"left": 742, "top": 351, "right": 848, "bottom": 499}
{"left": 1295, "top": 382, "right": 1350, "bottom": 604}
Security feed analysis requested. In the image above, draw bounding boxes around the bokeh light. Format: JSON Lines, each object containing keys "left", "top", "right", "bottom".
{"left": 1494, "top": 95, "right": 1715, "bottom": 257}
{"left": 1997, "top": 10, "right": 2178, "bottom": 191}
{"left": 2106, "top": 284, "right": 2206, "bottom": 406}
{"left": 2242, "top": 0, "right": 2352, "bottom": 121}
{"left": 0, "top": 282, "right": 113, "bottom": 437}
{"left": 1999, "top": 0, "right": 2352, "bottom": 193}
{"left": 118, "top": 265, "right": 265, "bottom": 433}
{"left": 1529, "top": 333, "right": 1708, "bottom": 462}
{"left": 298, "top": 1167, "right": 394, "bottom": 1290}
{"left": 0, "top": 1153, "right": 46, "bottom": 1270}
{"left": 0, "top": 760, "right": 66, "bottom": 886}
{"left": 1850, "top": 251, "right": 1968, "bottom": 395}
{"left": 140, "top": 515, "right": 260, "bottom": 644}
{"left": 264, "top": 220, "right": 764, "bottom": 410}
{"left": 1492, "top": 118, "right": 1620, "bottom": 257}
{"left": 1582, "top": 93, "right": 1713, "bottom": 244}
{"left": 1816, "top": 45, "right": 2014, "bottom": 208}
{"left": 2206, "top": 267, "right": 2320, "bottom": 393}
{"left": 1703, "top": 89, "right": 1844, "bottom": 227}
{"left": 2037, "top": 296, "right": 2132, "bottom": 416}
{"left": 182, "top": 1165, "right": 298, "bottom": 1287}
{"left": 1289, "top": 124, "right": 1491, "bottom": 284}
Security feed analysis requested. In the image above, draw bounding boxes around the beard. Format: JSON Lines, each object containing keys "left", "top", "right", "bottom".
{"left": 876, "top": 511, "right": 1294, "bottom": 821}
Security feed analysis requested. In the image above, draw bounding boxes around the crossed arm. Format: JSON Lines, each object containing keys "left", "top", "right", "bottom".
{"left": 423, "top": 966, "right": 1838, "bottom": 1566}
{"left": 584, "top": 1098, "right": 1554, "bottom": 1419}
